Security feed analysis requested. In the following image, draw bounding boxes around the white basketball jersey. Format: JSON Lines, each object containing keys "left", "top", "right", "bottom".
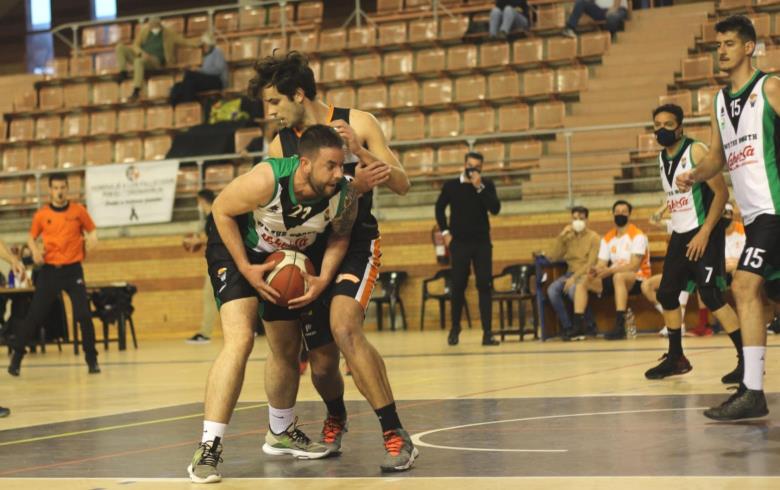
{"left": 659, "top": 137, "right": 712, "bottom": 234}
{"left": 715, "top": 71, "right": 780, "bottom": 225}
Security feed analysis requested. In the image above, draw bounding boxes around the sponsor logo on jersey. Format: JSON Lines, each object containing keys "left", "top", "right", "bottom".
{"left": 668, "top": 195, "right": 691, "bottom": 213}
{"left": 261, "top": 232, "right": 309, "bottom": 250}
{"left": 726, "top": 145, "right": 757, "bottom": 171}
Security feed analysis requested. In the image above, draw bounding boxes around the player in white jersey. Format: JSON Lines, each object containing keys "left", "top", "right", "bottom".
{"left": 677, "top": 16, "right": 780, "bottom": 420}
{"left": 646, "top": 104, "right": 743, "bottom": 382}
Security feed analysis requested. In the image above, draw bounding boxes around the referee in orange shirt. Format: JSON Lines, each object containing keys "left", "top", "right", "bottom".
{"left": 8, "top": 173, "right": 100, "bottom": 376}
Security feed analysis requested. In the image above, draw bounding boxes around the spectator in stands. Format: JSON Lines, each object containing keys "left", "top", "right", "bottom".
{"left": 186, "top": 189, "right": 218, "bottom": 344}
{"left": 116, "top": 16, "right": 202, "bottom": 101}
{"left": 562, "top": 0, "right": 628, "bottom": 39}
{"left": 7, "top": 173, "right": 100, "bottom": 376}
{"left": 544, "top": 206, "right": 601, "bottom": 341}
{"left": 170, "top": 34, "right": 228, "bottom": 106}
{"left": 577, "top": 200, "right": 651, "bottom": 340}
{"left": 489, "top": 0, "right": 531, "bottom": 38}
{"left": 435, "top": 152, "right": 501, "bottom": 346}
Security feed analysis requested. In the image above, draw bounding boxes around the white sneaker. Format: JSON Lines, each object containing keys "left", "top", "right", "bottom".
{"left": 658, "top": 326, "right": 669, "bottom": 337}
{"left": 562, "top": 28, "right": 576, "bottom": 38}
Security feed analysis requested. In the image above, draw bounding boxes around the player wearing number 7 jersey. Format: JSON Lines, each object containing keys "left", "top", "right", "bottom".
{"left": 677, "top": 16, "right": 780, "bottom": 420}
{"left": 646, "top": 104, "right": 743, "bottom": 383}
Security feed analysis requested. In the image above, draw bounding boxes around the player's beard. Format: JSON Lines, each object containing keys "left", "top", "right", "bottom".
{"left": 307, "top": 173, "right": 336, "bottom": 199}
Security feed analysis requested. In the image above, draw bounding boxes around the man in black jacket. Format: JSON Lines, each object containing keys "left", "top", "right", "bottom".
{"left": 435, "top": 152, "right": 501, "bottom": 346}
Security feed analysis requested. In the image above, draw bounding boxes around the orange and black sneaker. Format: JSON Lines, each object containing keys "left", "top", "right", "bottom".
{"left": 380, "top": 428, "right": 418, "bottom": 472}
{"left": 319, "top": 415, "right": 347, "bottom": 453}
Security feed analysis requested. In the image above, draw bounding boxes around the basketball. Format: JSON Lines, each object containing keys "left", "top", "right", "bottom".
{"left": 264, "top": 250, "right": 315, "bottom": 307}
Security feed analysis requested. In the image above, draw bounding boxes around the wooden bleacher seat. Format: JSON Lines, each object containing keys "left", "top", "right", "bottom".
{"left": 353, "top": 53, "right": 382, "bottom": 80}
{"left": 66, "top": 174, "right": 83, "bottom": 200}
{"left": 686, "top": 124, "right": 712, "bottom": 144}
{"left": 115, "top": 137, "right": 143, "bottom": 163}
{"left": 260, "top": 36, "right": 287, "bottom": 58}
{"left": 35, "top": 116, "right": 61, "bottom": 141}
{"left": 234, "top": 127, "right": 262, "bottom": 151}
{"left": 402, "top": 147, "right": 434, "bottom": 178}
{"left": 534, "top": 4, "right": 566, "bottom": 32}
{"left": 376, "top": 115, "right": 393, "bottom": 139}
{"left": 522, "top": 70, "right": 555, "bottom": 98}
{"left": 309, "top": 59, "right": 321, "bottom": 79}
{"left": 325, "top": 86, "right": 356, "bottom": 108}
{"left": 555, "top": 65, "right": 588, "bottom": 95}
{"left": 695, "top": 86, "right": 721, "bottom": 116}
{"left": 547, "top": 37, "right": 577, "bottom": 64}
{"left": 498, "top": 104, "right": 530, "bottom": 132}
{"left": 63, "top": 113, "right": 89, "bottom": 137}
{"left": 118, "top": 107, "right": 145, "bottom": 133}
{"left": 9, "top": 119, "right": 34, "bottom": 142}
{"left": 429, "top": 109, "right": 461, "bottom": 138}
{"left": 231, "top": 67, "right": 256, "bottom": 92}
{"left": 394, "top": 112, "right": 425, "bottom": 140}
{"left": 29, "top": 144, "right": 55, "bottom": 170}
{"left": 231, "top": 37, "right": 259, "bottom": 61}
{"left": 39, "top": 86, "right": 64, "bottom": 111}
{"left": 447, "top": 45, "right": 478, "bottom": 73}
{"left": 437, "top": 143, "right": 469, "bottom": 173}
{"left": 463, "top": 106, "right": 495, "bottom": 135}
{"left": 319, "top": 29, "right": 348, "bottom": 52}
{"left": 409, "top": 18, "right": 437, "bottom": 44}
{"left": 717, "top": 0, "right": 752, "bottom": 12}
{"left": 533, "top": 101, "right": 565, "bottom": 129}
{"left": 58, "top": 143, "right": 85, "bottom": 168}
{"left": 204, "top": 164, "right": 235, "bottom": 190}
{"left": 357, "top": 84, "right": 388, "bottom": 111}
{"left": 144, "top": 135, "right": 172, "bottom": 160}
{"left": 177, "top": 167, "right": 199, "bottom": 193}
{"left": 46, "top": 58, "right": 69, "bottom": 79}
{"left": 659, "top": 90, "right": 693, "bottom": 116}
{"left": 92, "top": 81, "right": 119, "bottom": 105}
{"left": 187, "top": 15, "right": 210, "bottom": 36}
{"left": 238, "top": 7, "right": 263, "bottom": 31}
{"left": 64, "top": 83, "right": 90, "bottom": 108}
{"left": 422, "top": 78, "right": 453, "bottom": 106}
{"left": 269, "top": 3, "right": 295, "bottom": 26}
{"left": 440, "top": 16, "right": 470, "bottom": 41}
{"left": 70, "top": 55, "right": 94, "bottom": 77}
{"left": 348, "top": 26, "right": 377, "bottom": 50}
{"left": 13, "top": 91, "right": 36, "bottom": 112}
{"left": 455, "top": 74, "right": 487, "bottom": 104}
{"left": 513, "top": 38, "right": 544, "bottom": 67}
{"left": 161, "top": 16, "right": 185, "bottom": 34}
{"left": 479, "top": 42, "right": 510, "bottom": 69}
{"left": 81, "top": 26, "right": 102, "bottom": 48}
{"left": 106, "top": 23, "right": 132, "bottom": 45}
{"left": 579, "top": 31, "right": 610, "bottom": 58}
{"left": 23, "top": 177, "right": 38, "bottom": 204}
{"left": 215, "top": 11, "right": 239, "bottom": 33}
{"left": 147, "top": 76, "right": 174, "bottom": 99}
{"left": 415, "top": 47, "right": 446, "bottom": 74}
{"left": 146, "top": 105, "right": 174, "bottom": 130}
{"left": 635, "top": 133, "right": 661, "bottom": 159}
{"left": 176, "top": 46, "right": 202, "bottom": 68}
{"left": 389, "top": 80, "right": 419, "bottom": 108}
{"left": 2, "top": 146, "right": 29, "bottom": 172}
{"left": 507, "top": 140, "right": 542, "bottom": 170}
{"left": 323, "top": 57, "right": 352, "bottom": 83}
{"left": 90, "top": 110, "right": 117, "bottom": 136}
{"left": 384, "top": 50, "right": 413, "bottom": 78}
{"left": 298, "top": 2, "right": 324, "bottom": 24}
{"left": 174, "top": 102, "right": 202, "bottom": 128}
{"left": 489, "top": 71, "right": 521, "bottom": 101}
{"left": 0, "top": 178, "right": 25, "bottom": 205}
{"left": 377, "top": 0, "right": 403, "bottom": 13}
{"left": 379, "top": 22, "right": 408, "bottom": 47}
{"left": 757, "top": 47, "right": 780, "bottom": 73}
{"left": 289, "top": 31, "right": 318, "bottom": 53}
{"left": 681, "top": 55, "right": 714, "bottom": 82}
{"left": 85, "top": 139, "right": 114, "bottom": 165}
{"left": 475, "top": 141, "right": 505, "bottom": 171}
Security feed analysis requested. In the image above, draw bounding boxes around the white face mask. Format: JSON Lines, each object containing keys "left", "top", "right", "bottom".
{"left": 151, "top": 27, "right": 161, "bottom": 35}
{"left": 572, "top": 219, "right": 586, "bottom": 233}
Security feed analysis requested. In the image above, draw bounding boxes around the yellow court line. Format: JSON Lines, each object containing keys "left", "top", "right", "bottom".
{"left": 0, "top": 403, "right": 268, "bottom": 447}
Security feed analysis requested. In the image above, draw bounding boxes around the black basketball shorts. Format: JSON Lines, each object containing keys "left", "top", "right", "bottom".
{"left": 659, "top": 224, "right": 727, "bottom": 294}
{"left": 737, "top": 214, "right": 780, "bottom": 282}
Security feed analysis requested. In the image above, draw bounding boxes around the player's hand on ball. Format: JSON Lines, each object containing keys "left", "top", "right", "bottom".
{"left": 242, "top": 262, "right": 281, "bottom": 303}
{"left": 686, "top": 229, "right": 709, "bottom": 262}
{"left": 354, "top": 160, "right": 392, "bottom": 194}
{"left": 676, "top": 171, "right": 695, "bottom": 192}
{"left": 287, "top": 271, "right": 327, "bottom": 309}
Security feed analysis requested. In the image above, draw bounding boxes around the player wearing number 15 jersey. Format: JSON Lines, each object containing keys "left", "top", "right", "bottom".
{"left": 677, "top": 16, "right": 780, "bottom": 421}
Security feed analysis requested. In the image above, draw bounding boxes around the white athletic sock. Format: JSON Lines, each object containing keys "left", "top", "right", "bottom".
{"left": 742, "top": 346, "right": 766, "bottom": 391}
{"left": 268, "top": 405, "right": 295, "bottom": 434}
{"left": 202, "top": 420, "right": 227, "bottom": 444}
{"left": 654, "top": 303, "right": 664, "bottom": 314}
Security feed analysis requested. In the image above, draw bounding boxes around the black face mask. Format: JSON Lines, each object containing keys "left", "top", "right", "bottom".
{"left": 614, "top": 215, "right": 629, "bottom": 227}
{"left": 655, "top": 127, "right": 679, "bottom": 147}
{"left": 723, "top": 218, "right": 733, "bottom": 228}
{"left": 22, "top": 256, "right": 33, "bottom": 266}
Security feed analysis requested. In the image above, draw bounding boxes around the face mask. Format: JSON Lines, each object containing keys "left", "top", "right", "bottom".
{"left": 654, "top": 127, "right": 679, "bottom": 147}
{"left": 151, "top": 27, "right": 161, "bottom": 35}
{"left": 571, "top": 219, "right": 586, "bottom": 233}
{"left": 614, "top": 215, "right": 629, "bottom": 227}
{"left": 22, "top": 256, "right": 33, "bottom": 266}
{"left": 723, "top": 218, "right": 733, "bottom": 228}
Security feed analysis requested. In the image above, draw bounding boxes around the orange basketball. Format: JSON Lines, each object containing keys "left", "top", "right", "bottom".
{"left": 264, "top": 250, "right": 315, "bottom": 307}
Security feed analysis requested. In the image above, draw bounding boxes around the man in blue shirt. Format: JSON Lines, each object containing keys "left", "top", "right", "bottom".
{"left": 170, "top": 34, "right": 228, "bottom": 106}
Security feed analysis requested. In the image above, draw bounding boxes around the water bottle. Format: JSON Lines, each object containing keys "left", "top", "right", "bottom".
{"left": 7, "top": 270, "right": 14, "bottom": 289}
{"left": 626, "top": 307, "right": 637, "bottom": 338}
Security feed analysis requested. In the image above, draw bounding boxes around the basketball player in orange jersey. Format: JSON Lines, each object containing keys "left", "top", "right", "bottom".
{"left": 187, "top": 125, "right": 360, "bottom": 483}
{"left": 248, "top": 51, "right": 418, "bottom": 472}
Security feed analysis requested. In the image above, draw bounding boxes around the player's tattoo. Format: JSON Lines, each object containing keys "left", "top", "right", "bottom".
{"left": 332, "top": 183, "right": 360, "bottom": 236}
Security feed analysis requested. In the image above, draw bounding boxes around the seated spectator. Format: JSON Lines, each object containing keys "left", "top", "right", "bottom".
{"left": 170, "top": 34, "right": 228, "bottom": 106}
{"left": 544, "top": 206, "right": 601, "bottom": 341}
{"left": 563, "top": 0, "right": 628, "bottom": 39}
{"left": 577, "top": 200, "right": 651, "bottom": 340}
{"left": 116, "top": 16, "right": 202, "bottom": 101}
{"left": 489, "top": 0, "right": 530, "bottom": 38}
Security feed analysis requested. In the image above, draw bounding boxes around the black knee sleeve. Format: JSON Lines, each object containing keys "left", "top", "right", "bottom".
{"left": 765, "top": 279, "right": 780, "bottom": 303}
{"left": 698, "top": 287, "right": 725, "bottom": 311}
{"left": 656, "top": 288, "right": 680, "bottom": 311}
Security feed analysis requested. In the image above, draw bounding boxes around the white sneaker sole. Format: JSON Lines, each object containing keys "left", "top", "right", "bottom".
{"left": 262, "top": 443, "right": 331, "bottom": 460}
{"left": 381, "top": 447, "right": 420, "bottom": 472}
{"left": 187, "top": 464, "right": 221, "bottom": 484}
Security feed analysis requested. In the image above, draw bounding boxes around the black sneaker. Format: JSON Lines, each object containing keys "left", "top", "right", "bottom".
{"left": 482, "top": 335, "right": 500, "bottom": 346}
{"left": 767, "top": 316, "right": 780, "bottom": 335}
{"left": 88, "top": 361, "right": 101, "bottom": 374}
{"left": 604, "top": 325, "right": 626, "bottom": 340}
{"left": 186, "top": 333, "right": 211, "bottom": 344}
{"left": 704, "top": 384, "right": 769, "bottom": 421}
{"left": 447, "top": 329, "right": 460, "bottom": 346}
{"left": 721, "top": 359, "right": 743, "bottom": 384}
{"left": 644, "top": 353, "right": 692, "bottom": 379}
{"left": 118, "top": 70, "right": 129, "bottom": 82}
{"left": 0, "top": 406, "right": 9, "bottom": 418}
{"left": 7, "top": 349, "right": 23, "bottom": 377}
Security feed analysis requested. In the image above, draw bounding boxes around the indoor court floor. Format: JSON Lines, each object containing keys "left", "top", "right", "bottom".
{"left": 1, "top": 329, "right": 779, "bottom": 489}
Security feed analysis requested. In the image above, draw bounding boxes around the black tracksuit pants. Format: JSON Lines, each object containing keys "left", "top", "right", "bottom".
{"left": 450, "top": 238, "right": 493, "bottom": 335}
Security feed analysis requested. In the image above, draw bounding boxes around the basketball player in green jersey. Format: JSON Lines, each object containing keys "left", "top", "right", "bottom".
{"left": 678, "top": 15, "right": 780, "bottom": 420}
{"left": 188, "top": 126, "right": 360, "bottom": 483}
{"left": 249, "top": 52, "right": 418, "bottom": 472}
{"left": 647, "top": 103, "right": 743, "bottom": 383}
